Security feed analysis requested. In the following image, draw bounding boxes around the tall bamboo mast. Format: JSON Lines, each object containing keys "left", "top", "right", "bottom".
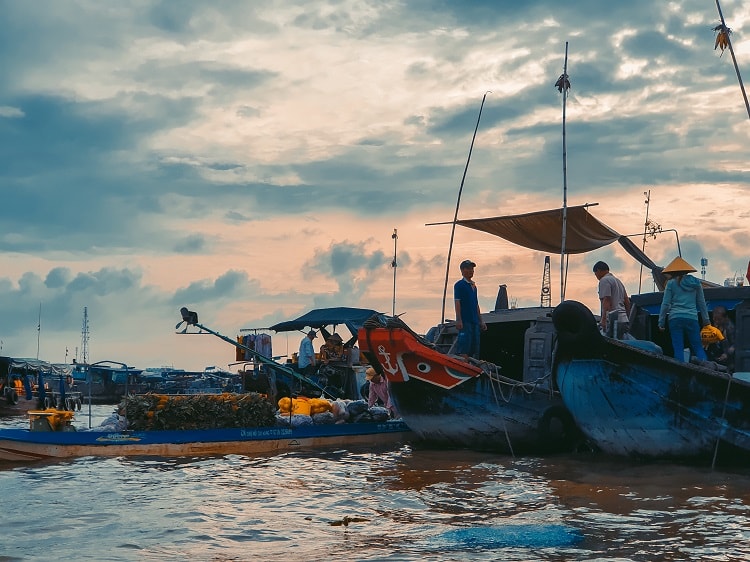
{"left": 556, "top": 43, "right": 572, "bottom": 302}
{"left": 440, "top": 92, "right": 490, "bottom": 324}
{"left": 715, "top": 0, "right": 750, "bottom": 119}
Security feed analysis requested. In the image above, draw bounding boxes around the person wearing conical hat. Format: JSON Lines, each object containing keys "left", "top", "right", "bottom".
{"left": 658, "top": 256, "right": 709, "bottom": 362}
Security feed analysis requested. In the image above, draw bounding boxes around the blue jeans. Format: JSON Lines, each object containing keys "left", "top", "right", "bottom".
{"left": 456, "top": 323, "right": 481, "bottom": 358}
{"left": 668, "top": 317, "right": 707, "bottom": 362}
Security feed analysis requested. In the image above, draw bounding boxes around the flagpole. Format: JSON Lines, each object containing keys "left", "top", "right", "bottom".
{"left": 440, "top": 91, "right": 490, "bottom": 324}
{"left": 391, "top": 228, "right": 398, "bottom": 316}
{"left": 36, "top": 303, "right": 42, "bottom": 359}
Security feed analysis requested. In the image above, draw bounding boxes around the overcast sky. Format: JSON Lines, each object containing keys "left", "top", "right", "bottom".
{"left": 1, "top": 0, "right": 748, "bottom": 370}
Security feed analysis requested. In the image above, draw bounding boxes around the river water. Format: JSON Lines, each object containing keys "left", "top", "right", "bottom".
{"left": 2, "top": 406, "right": 750, "bottom": 561}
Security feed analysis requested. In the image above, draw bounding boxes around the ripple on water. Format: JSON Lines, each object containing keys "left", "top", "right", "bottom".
{"left": 4, "top": 412, "right": 750, "bottom": 560}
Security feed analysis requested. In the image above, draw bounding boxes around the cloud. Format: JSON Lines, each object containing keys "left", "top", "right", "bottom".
{"left": 0, "top": 105, "right": 24, "bottom": 118}
{"left": 172, "top": 270, "right": 257, "bottom": 304}
{"left": 174, "top": 234, "right": 208, "bottom": 254}
{"left": 45, "top": 267, "right": 72, "bottom": 289}
{"left": 0, "top": 0, "right": 747, "bottom": 369}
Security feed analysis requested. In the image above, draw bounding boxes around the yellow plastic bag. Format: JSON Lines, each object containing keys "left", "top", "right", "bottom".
{"left": 701, "top": 324, "right": 724, "bottom": 345}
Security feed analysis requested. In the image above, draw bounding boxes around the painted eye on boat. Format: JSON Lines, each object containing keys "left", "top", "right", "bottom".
{"left": 417, "top": 363, "right": 431, "bottom": 373}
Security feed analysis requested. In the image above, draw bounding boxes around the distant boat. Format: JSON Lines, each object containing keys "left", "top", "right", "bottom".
{"left": 552, "top": 294, "right": 750, "bottom": 461}
{"left": 0, "top": 357, "right": 82, "bottom": 416}
{"left": 71, "top": 360, "right": 145, "bottom": 404}
{"left": 138, "top": 366, "right": 243, "bottom": 395}
{"left": 359, "top": 313, "right": 581, "bottom": 454}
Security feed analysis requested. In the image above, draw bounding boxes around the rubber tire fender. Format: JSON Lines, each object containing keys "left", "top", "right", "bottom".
{"left": 537, "top": 405, "right": 579, "bottom": 452}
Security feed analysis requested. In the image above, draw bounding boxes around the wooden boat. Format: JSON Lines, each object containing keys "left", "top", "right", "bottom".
{"left": 359, "top": 314, "right": 581, "bottom": 454}
{"left": 0, "top": 416, "right": 412, "bottom": 463}
{"left": 552, "top": 296, "right": 750, "bottom": 460}
{"left": 355, "top": 204, "right": 687, "bottom": 454}
{"left": 0, "top": 357, "right": 83, "bottom": 416}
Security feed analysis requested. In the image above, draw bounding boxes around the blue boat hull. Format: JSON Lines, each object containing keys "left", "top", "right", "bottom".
{"left": 0, "top": 421, "right": 412, "bottom": 462}
{"left": 553, "top": 300, "right": 750, "bottom": 460}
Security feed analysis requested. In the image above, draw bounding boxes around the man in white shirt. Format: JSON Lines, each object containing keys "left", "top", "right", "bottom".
{"left": 298, "top": 330, "right": 317, "bottom": 376}
{"left": 593, "top": 261, "right": 631, "bottom": 338}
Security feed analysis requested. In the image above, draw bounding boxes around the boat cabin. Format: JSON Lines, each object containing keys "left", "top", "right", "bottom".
{"left": 425, "top": 298, "right": 557, "bottom": 392}
{"left": 266, "top": 307, "right": 382, "bottom": 400}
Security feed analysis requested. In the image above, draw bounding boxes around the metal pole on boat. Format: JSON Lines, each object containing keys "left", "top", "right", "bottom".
{"left": 88, "top": 365, "right": 92, "bottom": 429}
{"left": 36, "top": 303, "right": 42, "bottom": 360}
{"left": 391, "top": 229, "right": 398, "bottom": 316}
{"left": 715, "top": 0, "right": 750, "bottom": 120}
{"left": 440, "top": 91, "right": 490, "bottom": 324}
{"left": 557, "top": 43, "right": 571, "bottom": 302}
{"left": 638, "top": 190, "right": 651, "bottom": 293}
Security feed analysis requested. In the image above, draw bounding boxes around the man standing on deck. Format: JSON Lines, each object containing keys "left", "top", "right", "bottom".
{"left": 454, "top": 259, "right": 487, "bottom": 360}
{"left": 593, "top": 261, "right": 631, "bottom": 339}
{"left": 298, "top": 330, "right": 317, "bottom": 376}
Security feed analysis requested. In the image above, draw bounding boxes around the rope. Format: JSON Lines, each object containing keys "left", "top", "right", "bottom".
{"left": 711, "top": 372, "right": 733, "bottom": 470}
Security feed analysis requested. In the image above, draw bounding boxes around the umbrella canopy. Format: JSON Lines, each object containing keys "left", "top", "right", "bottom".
{"left": 269, "top": 307, "right": 381, "bottom": 338}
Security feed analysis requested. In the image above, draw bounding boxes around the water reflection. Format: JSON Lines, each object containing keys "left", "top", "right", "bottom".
{"left": 3, "top": 409, "right": 750, "bottom": 560}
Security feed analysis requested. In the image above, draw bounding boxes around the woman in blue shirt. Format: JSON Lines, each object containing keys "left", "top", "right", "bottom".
{"left": 658, "top": 257, "right": 709, "bottom": 362}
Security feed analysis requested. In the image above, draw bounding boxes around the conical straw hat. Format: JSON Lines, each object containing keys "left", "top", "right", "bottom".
{"left": 662, "top": 256, "right": 697, "bottom": 274}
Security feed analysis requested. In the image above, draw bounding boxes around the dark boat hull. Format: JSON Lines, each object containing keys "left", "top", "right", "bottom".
{"left": 360, "top": 319, "right": 580, "bottom": 454}
{"left": 388, "top": 374, "right": 576, "bottom": 454}
{"left": 553, "top": 300, "right": 750, "bottom": 460}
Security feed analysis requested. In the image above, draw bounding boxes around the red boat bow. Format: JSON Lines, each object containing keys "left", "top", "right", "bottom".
{"left": 359, "top": 326, "right": 483, "bottom": 390}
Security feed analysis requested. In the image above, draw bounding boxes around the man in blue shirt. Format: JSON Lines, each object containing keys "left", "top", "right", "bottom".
{"left": 453, "top": 259, "right": 487, "bottom": 359}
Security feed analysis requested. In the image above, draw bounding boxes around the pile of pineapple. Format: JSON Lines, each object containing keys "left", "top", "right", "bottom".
{"left": 122, "top": 393, "right": 276, "bottom": 430}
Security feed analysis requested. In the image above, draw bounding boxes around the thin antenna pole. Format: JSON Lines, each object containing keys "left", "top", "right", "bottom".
{"left": 560, "top": 42, "right": 570, "bottom": 302}
{"left": 440, "top": 91, "right": 490, "bottom": 324}
{"left": 638, "top": 190, "right": 651, "bottom": 293}
{"left": 391, "top": 228, "right": 398, "bottom": 316}
{"left": 715, "top": 0, "right": 750, "bottom": 119}
{"left": 36, "top": 303, "right": 41, "bottom": 359}
{"left": 81, "top": 307, "right": 89, "bottom": 365}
